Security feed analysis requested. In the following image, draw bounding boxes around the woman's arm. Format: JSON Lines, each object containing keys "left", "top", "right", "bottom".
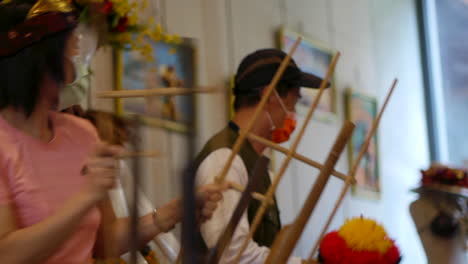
{"left": 94, "top": 196, "right": 181, "bottom": 257}
{"left": 0, "top": 143, "right": 122, "bottom": 264}
{"left": 0, "top": 192, "right": 99, "bottom": 264}
{"left": 96, "top": 184, "right": 228, "bottom": 257}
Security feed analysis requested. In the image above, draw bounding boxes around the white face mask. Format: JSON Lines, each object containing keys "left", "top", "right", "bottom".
{"left": 67, "top": 23, "right": 98, "bottom": 85}
{"left": 59, "top": 24, "right": 98, "bottom": 109}
{"left": 74, "top": 23, "right": 98, "bottom": 69}
{"left": 267, "top": 89, "right": 297, "bottom": 143}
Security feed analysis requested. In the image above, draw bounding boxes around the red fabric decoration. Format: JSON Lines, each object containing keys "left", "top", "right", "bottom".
{"left": 319, "top": 231, "right": 401, "bottom": 264}
{"left": 100, "top": 0, "right": 113, "bottom": 14}
{"left": 115, "top": 17, "right": 128, "bottom": 33}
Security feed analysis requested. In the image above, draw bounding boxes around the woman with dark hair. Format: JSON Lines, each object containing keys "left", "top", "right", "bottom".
{"left": 0, "top": 1, "right": 229, "bottom": 263}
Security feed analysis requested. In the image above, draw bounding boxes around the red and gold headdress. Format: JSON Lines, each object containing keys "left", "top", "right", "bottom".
{"left": 0, "top": 0, "right": 78, "bottom": 57}
{"left": 1, "top": 0, "right": 182, "bottom": 61}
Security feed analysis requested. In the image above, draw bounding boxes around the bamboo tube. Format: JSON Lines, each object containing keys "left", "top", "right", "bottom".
{"left": 246, "top": 132, "right": 353, "bottom": 183}
{"left": 96, "top": 87, "right": 217, "bottom": 98}
{"left": 307, "top": 79, "right": 398, "bottom": 260}
{"left": 230, "top": 182, "right": 273, "bottom": 205}
{"left": 232, "top": 52, "right": 341, "bottom": 264}
{"left": 265, "top": 122, "right": 355, "bottom": 263}
{"left": 214, "top": 37, "right": 302, "bottom": 185}
{"left": 116, "top": 151, "right": 160, "bottom": 159}
{"left": 175, "top": 251, "right": 182, "bottom": 264}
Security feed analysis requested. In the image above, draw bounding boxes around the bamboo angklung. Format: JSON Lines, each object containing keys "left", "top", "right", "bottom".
{"left": 246, "top": 132, "right": 353, "bottom": 183}
{"left": 96, "top": 87, "right": 218, "bottom": 98}
{"left": 129, "top": 117, "right": 143, "bottom": 264}
{"left": 232, "top": 52, "right": 341, "bottom": 264}
{"left": 116, "top": 151, "right": 160, "bottom": 159}
{"left": 307, "top": 78, "right": 398, "bottom": 261}
{"left": 265, "top": 121, "right": 355, "bottom": 264}
{"left": 213, "top": 37, "right": 302, "bottom": 185}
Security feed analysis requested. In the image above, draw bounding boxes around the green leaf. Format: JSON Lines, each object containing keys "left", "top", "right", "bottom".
{"left": 111, "top": 15, "right": 120, "bottom": 28}
{"left": 78, "top": 6, "right": 89, "bottom": 23}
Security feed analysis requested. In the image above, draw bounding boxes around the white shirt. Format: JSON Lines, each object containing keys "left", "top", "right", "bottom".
{"left": 195, "top": 148, "right": 302, "bottom": 264}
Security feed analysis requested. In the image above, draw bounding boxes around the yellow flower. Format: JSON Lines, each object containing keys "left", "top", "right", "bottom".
{"left": 154, "top": 24, "right": 164, "bottom": 35}
{"left": 164, "top": 34, "right": 174, "bottom": 43}
{"left": 147, "top": 16, "right": 155, "bottom": 26}
{"left": 76, "top": 0, "right": 103, "bottom": 4}
{"left": 337, "top": 217, "right": 392, "bottom": 254}
{"left": 109, "top": 32, "right": 132, "bottom": 45}
{"left": 128, "top": 14, "right": 138, "bottom": 26}
{"left": 112, "top": 0, "right": 131, "bottom": 17}
{"left": 141, "top": 0, "right": 149, "bottom": 9}
{"left": 169, "top": 47, "right": 176, "bottom": 54}
{"left": 172, "top": 34, "right": 182, "bottom": 44}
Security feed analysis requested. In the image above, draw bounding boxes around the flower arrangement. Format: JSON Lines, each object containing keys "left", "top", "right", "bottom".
{"left": 74, "top": 0, "right": 181, "bottom": 60}
{"left": 420, "top": 163, "right": 468, "bottom": 188}
{"left": 318, "top": 217, "right": 401, "bottom": 264}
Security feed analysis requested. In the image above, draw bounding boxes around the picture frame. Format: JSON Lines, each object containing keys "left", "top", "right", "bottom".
{"left": 115, "top": 38, "right": 197, "bottom": 133}
{"left": 345, "top": 89, "right": 380, "bottom": 199}
{"left": 278, "top": 28, "right": 337, "bottom": 122}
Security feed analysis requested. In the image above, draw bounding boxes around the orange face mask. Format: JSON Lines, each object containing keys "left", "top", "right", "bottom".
{"left": 269, "top": 90, "right": 297, "bottom": 143}
{"left": 271, "top": 113, "right": 297, "bottom": 143}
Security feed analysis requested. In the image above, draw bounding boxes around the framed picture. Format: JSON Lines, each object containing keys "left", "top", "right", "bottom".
{"left": 278, "top": 28, "right": 337, "bottom": 122}
{"left": 346, "top": 89, "right": 380, "bottom": 199}
{"left": 115, "top": 38, "right": 197, "bottom": 133}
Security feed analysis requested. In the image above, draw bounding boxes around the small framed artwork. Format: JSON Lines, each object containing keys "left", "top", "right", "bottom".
{"left": 115, "top": 38, "right": 197, "bottom": 133}
{"left": 278, "top": 28, "right": 337, "bottom": 122}
{"left": 346, "top": 89, "right": 380, "bottom": 199}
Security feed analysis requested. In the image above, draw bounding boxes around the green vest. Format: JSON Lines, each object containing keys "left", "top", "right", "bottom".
{"left": 193, "top": 122, "right": 282, "bottom": 249}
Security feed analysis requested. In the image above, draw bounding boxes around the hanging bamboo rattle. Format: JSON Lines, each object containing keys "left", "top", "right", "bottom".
{"left": 306, "top": 78, "right": 398, "bottom": 261}
{"left": 265, "top": 121, "right": 355, "bottom": 264}
{"left": 96, "top": 87, "right": 218, "bottom": 98}
{"left": 246, "top": 133, "right": 353, "bottom": 183}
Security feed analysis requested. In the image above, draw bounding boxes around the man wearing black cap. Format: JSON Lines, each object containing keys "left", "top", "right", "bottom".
{"left": 193, "top": 49, "right": 326, "bottom": 263}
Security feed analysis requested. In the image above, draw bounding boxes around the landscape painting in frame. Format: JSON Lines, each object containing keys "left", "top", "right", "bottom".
{"left": 346, "top": 89, "right": 380, "bottom": 199}
{"left": 279, "top": 29, "right": 336, "bottom": 121}
{"left": 117, "top": 38, "right": 196, "bottom": 132}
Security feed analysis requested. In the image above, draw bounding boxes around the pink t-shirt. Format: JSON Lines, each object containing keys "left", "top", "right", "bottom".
{"left": 0, "top": 111, "right": 101, "bottom": 264}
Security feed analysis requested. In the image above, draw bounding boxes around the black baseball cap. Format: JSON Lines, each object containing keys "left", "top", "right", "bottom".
{"left": 233, "top": 49, "right": 329, "bottom": 95}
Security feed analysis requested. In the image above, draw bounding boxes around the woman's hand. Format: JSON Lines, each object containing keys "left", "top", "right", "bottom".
{"left": 195, "top": 182, "right": 231, "bottom": 223}
{"left": 60, "top": 104, "right": 86, "bottom": 117}
{"left": 152, "top": 182, "right": 231, "bottom": 233}
{"left": 81, "top": 143, "right": 124, "bottom": 203}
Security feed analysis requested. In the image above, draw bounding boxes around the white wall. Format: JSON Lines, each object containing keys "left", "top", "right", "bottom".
{"left": 89, "top": 0, "right": 430, "bottom": 262}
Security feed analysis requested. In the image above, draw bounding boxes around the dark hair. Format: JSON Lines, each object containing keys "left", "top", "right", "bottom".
{"left": 0, "top": 0, "right": 72, "bottom": 116}
{"left": 233, "top": 81, "right": 292, "bottom": 111}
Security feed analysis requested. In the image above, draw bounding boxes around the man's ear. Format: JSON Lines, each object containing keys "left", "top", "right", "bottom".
{"left": 259, "top": 86, "right": 273, "bottom": 110}
{"left": 260, "top": 86, "right": 277, "bottom": 109}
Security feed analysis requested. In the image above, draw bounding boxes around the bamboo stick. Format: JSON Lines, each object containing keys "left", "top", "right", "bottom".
{"left": 307, "top": 79, "right": 398, "bottom": 260}
{"left": 265, "top": 122, "right": 355, "bottom": 263}
{"left": 246, "top": 132, "right": 353, "bottom": 183}
{"left": 96, "top": 87, "right": 218, "bottom": 98}
{"left": 232, "top": 52, "right": 341, "bottom": 264}
{"left": 116, "top": 151, "right": 160, "bottom": 159}
{"left": 214, "top": 37, "right": 302, "bottom": 184}
{"left": 175, "top": 251, "right": 182, "bottom": 264}
{"left": 230, "top": 182, "right": 273, "bottom": 204}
